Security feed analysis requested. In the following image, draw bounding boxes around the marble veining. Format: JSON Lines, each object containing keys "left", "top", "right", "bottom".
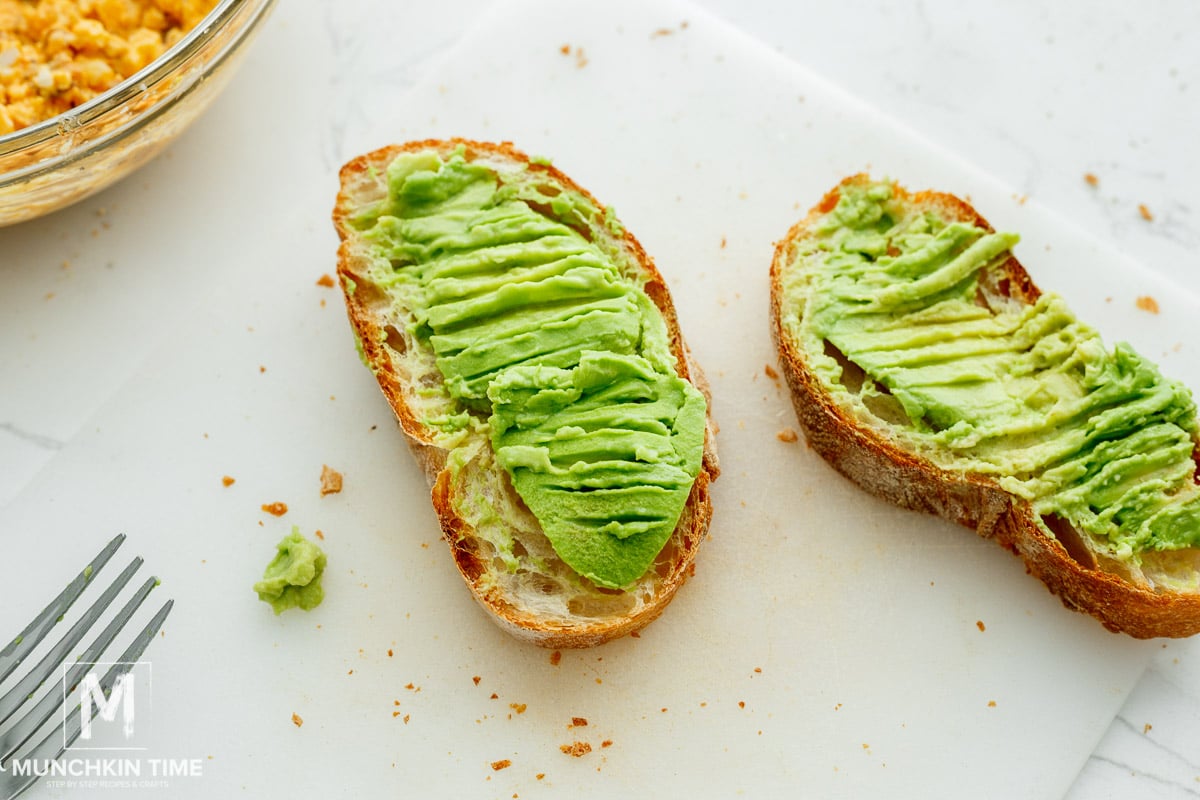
{"left": 0, "top": 423, "right": 63, "bottom": 451}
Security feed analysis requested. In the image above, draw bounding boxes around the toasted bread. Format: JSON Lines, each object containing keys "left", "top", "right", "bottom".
{"left": 333, "top": 139, "right": 718, "bottom": 648}
{"left": 771, "top": 175, "right": 1200, "bottom": 638}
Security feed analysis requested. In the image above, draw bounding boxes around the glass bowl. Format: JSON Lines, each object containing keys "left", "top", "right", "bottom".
{"left": 0, "top": 0, "right": 276, "bottom": 226}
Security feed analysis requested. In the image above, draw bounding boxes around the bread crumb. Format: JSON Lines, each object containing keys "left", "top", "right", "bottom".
{"left": 403, "top": 714, "right": 410, "bottom": 724}
{"left": 510, "top": 703, "right": 527, "bottom": 714}
{"left": 387, "top": 649, "right": 393, "bottom": 657}
{"left": 629, "top": 630, "right": 640, "bottom": 638}
{"left": 491, "top": 693, "right": 499, "bottom": 699}
{"left": 753, "top": 667, "right": 762, "bottom": 674}
{"left": 720, "top": 235, "right": 727, "bottom": 249}
{"left": 559, "top": 44, "right": 570, "bottom": 55}
{"left": 1084, "top": 173, "right": 1099, "bottom": 187}
{"left": 549, "top": 650, "right": 562, "bottom": 666}
{"left": 575, "top": 47, "right": 588, "bottom": 68}
{"left": 987, "top": 701, "right": 997, "bottom": 708}
{"left": 777, "top": 428, "right": 798, "bottom": 443}
{"left": 764, "top": 364, "right": 779, "bottom": 380}
{"left": 570, "top": 717, "right": 588, "bottom": 727}
{"left": 738, "top": 701, "right": 745, "bottom": 709}
{"left": 1136, "top": 295, "right": 1160, "bottom": 314}
{"left": 291, "top": 713, "right": 303, "bottom": 728}
{"left": 1138, "top": 204, "right": 1154, "bottom": 221}
{"left": 1144, "top": 723, "right": 1152, "bottom": 734}
{"left": 560, "top": 742, "right": 592, "bottom": 757}
{"left": 976, "top": 620, "right": 986, "bottom": 632}
{"left": 221, "top": 475, "right": 235, "bottom": 487}
{"left": 651, "top": 27, "right": 673, "bottom": 37}
{"left": 316, "top": 274, "right": 335, "bottom": 287}
{"left": 259, "top": 366, "right": 267, "bottom": 374}
{"left": 320, "top": 464, "right": 344, "bottom": 495}
{"left": 473, "top": 676, "right": 481, "bottom": 685}
{"left": 491, "top": 759, "right": 511, "bottom": 771}
{"left": 315, "top": 529, "right": 325, "bottom": 540}
{"left": 536, "top": 773, "right": 545, "bottom": 780}
{"left": 600, "top": 740, "right": 613, "bottom": 748}
{"left": 261, "top": 502, "right": 288, "bottom": 517}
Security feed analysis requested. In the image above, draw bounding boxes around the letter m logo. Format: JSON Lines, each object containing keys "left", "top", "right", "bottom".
{"left": 79, "top": 671, "right": 135, "bottom": 740}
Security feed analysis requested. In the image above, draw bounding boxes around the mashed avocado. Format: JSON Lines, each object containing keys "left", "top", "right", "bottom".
{"left": 784, "top": 180, "right": 1200, "bottom": 562}
{"left": 254, "top": 528, "right": 327, "bottom": 614}
{"left": 357, "top": 148, "right": 706, "bottom": 589}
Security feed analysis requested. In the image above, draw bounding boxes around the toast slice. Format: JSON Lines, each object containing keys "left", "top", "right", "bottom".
{"left": 333, "top": 139, "right": 718, "bottom": 648}
{"left": 771, "top": 175, "right": 1200, "bottom": 638}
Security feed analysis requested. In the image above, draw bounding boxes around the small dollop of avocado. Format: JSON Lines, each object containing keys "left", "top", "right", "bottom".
{"left": 254, "top": 528, "right": 327, "bottom": 614}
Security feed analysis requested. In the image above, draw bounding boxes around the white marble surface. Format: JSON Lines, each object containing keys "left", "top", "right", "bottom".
{"left": 1, "top": 1, "right": 1197, "bottom": 796}
{"left": 687, "top": 4, "right": 1200, "bottom": 798}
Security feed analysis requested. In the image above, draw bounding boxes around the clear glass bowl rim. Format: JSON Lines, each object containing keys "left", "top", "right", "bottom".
{"left": 0, "top": 0, "right": 271, "bottom": 168}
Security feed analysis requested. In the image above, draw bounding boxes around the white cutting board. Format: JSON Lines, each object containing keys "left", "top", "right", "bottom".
{"left": 6, "top": 0, "right": 1192, "bottom": 796}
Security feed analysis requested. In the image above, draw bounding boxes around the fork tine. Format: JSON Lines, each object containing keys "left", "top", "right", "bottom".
{"left": 0, "top": 575, "right": 160, "bottom": 763}
{"left": 0, "top": 557, "right": 144, "bottom": 727}
{"left": 0, "top": 534, "right": 125, "bottom": 685}
{"left": 1, "top": 600, "right": 174, "bottom": 800}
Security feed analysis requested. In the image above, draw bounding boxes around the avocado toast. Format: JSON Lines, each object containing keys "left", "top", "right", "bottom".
{"left": 333, "top": 139, "right": 718, "bottom": 647}
{"left": 771, "top": 175, "right": 1200, "bottom": 638}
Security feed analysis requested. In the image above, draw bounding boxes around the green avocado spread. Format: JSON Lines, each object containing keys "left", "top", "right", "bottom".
{"left": 354, "top": 148, "right": 706, "bottom": 589}
{"left": 783, "top": 180, "right": 1200, "bottom": 564}
{"left": 254, "top": 528, "right": 327, "bottom": 614}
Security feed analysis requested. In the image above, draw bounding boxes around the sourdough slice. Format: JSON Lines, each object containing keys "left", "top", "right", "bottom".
{"left": 770, "top": 174, "right": 1200, "bottom": 639}
{"left": 333, "top": 139, "right": 718, "bottom": 648}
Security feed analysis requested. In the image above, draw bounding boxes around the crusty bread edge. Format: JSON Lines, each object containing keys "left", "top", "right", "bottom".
{"left": 769, "top": 174, "right": 1200, "bottom": 639}
{"left": 333, "top": 138, "right": 719, "bottom": 648}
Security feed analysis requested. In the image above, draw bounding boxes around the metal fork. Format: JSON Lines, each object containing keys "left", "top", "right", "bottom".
{"left": 0, "top": 534, "right": 173, "bottom": 799}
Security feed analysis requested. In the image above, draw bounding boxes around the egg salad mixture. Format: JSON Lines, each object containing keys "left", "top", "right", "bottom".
{"left": 0, "top": 0, "right": 217, "bottom": 134}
